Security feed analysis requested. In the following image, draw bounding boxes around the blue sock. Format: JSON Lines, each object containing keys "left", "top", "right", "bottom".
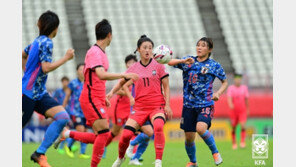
{"left": 59, "top": 140, "right": 66, "bottom": 149}
{"left": 130, "top": 133, "right": 149, "bottom": 146}
{"left": 80, "top": 142, "right": 87, "bottom": 154}
{"left": 67, "top": 138, "right": 75, "bottom": 148}
{"left": 185, "top": 141, "right": 197, "bottom": 163}
{"left": 200, "top": 130, "right": 218, "bottom": 154}
{"left": 132, "top": 139, "right": 149, "bottom": 160}
{"left": 36, "top": 111, "right": 69, "bottom": 154}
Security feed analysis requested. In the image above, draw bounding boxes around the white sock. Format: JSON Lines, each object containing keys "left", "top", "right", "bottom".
{"left": 64, "top": 130, "right": 70, "bottom": 138}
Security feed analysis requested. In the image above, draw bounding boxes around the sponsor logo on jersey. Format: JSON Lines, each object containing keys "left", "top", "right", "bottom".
{"left": 201, "top": 66, "right": 209, "bottom": 74}
{"left": 152, "top": 70, "right": 156, "bottom": 75}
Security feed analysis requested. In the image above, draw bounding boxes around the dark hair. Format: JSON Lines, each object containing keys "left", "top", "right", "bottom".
{"left": 95, "top": 19, "right": 112, "bottom": 40}
{"left": 76, "top": 63, "right": 85, "bottom": 71}
{"left": 61, "top": 76, "right": 69, "bottom": 82}
{"left": 125, "top": 54, "right": 138, "bottom": 64}
{"left": 234, "top": 73, "right": 243, "bottom": 78}
{"left": 38, "top": 10, "right": 60, "bottom": 36}
{"left": 197, "top": 37, "right": 214, "bottom": 57}
{"left": 134, "top": 35, "right": 154, "bottom": 54}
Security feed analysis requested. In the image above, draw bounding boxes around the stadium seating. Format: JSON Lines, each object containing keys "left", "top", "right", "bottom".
{"left": 213, "top": 0, "right": 273, "bottom": 87}
{"left": 22, "top": 0, "right": 76, "bottom": 90}
{"left": 82, "top": 0, "right": 207, "bottom": 88}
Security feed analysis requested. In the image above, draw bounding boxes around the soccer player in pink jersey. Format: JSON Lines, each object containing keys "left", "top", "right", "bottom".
{"left": 227, "top": 73, "right": 250, "bottom": 149}
{"left": 54, "top": 19, "right": 138, "bottom": 167}
{"left": 109, "top": 35, "right": 173, "bottom": 167}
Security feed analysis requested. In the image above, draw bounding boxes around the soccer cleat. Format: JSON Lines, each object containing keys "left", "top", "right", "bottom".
{"left": 64, "top": 146, "right": 74, "bottom": 158}
{"left": 232, "top": 143, "right": 238, "bottom": 150}
{"left": 138, "top": 156, "right": 144, "bottom": 162}
{"left": 70, "top": 145, "right": 79, "bottom": 153}
{"left": 57, "top": 148, "right": 65, "bottom": 155}
{"left": 186, "top": 162, "right": 198, "bottom": 167}
{"left": 240, "top": 142, "right": 246, "bottom": 148}
{"left": 53, "top": 128, "right": 68, "bottom": 149}
{"left": 126, "top": 144, "right": 135, "bottom": 158}
{"left": 213, "top": 153, "right": 223, "bottom": 166}
{"left": 154, "top": 159, "right": 162, "bottom": 167}
{"left": 112, "top": 157, "right": 125, "bottom": 167}
{"left": 129, "top": 159, "right": 143, "bottom": 166}
{"left": 79, "top": 154, "right": 91, "bottom": 159}
{"left": 30, "top": 152, "right": 51, "bottom": 167}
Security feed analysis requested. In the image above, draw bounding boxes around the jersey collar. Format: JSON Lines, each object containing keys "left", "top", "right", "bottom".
{"left": 140, "top": 58, "right": 152, "bottom": 67}
{"left": 94, "top": 44, "right": 105, "bottom": 53}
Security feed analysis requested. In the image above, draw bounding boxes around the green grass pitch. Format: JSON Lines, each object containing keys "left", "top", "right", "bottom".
{"left": 22, "top": 140, "right": 273, "bottom": 167}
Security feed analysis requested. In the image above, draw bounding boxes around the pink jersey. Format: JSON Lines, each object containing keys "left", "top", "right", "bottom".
{"left": 227, "top": 85, "right": 249, "bottom": 111}
{"left": 80, "top": 44, "right": 109, "bottom": 105}
{"left": 126, "top": 59, "right": 169, "bottom": 110}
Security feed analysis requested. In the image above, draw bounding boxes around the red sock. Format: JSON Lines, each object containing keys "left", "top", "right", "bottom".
{"left": 91, "top": 130, "right": 109, "bottom": 167}
{"left": 105, "top": 132, "right": 116, "bottom": 147}
{"left": 153, "top": 118, "right": 165, "bottom": 160}
{"left": 241, "top": 129, "right": 246, "bottom": 143}
{"left": 70, "top": 131, "right": 96, "bottom": 144}
{"left": 231, "top": 129, "right": 236, "bottom": 145}
{"left": 118, "top": 128, "right": 134, "bottom": 159}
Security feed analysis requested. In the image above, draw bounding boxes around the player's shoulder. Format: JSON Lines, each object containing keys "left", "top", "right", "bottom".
{"left": 38, "top": 35, "right": 53, "bottom": 47}
{"left": 228, "top": 85, "right": 235, "bottom": 89}
{"left": 126, "top": 61, "right": 139, "bottom": 72}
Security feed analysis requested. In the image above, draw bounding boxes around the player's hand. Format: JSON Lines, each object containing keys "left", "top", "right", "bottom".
{"left": 130, "top": 97, "right": 135, "bottom": 106}
{"left": 105, "top": 97, "right": 111, "bottom": 108}
{"left": 165, "top": 105, "right": 173, "bottom": 120}
{"left": 183, "top": 58, "right": 194, "bottom": 64}
{"left": 106, "top": 92, "right": 113, "bottom": 100}
{"left": 65, "top": 49, "right": 75, "bottom": 60}
{"left": 211, "top": 92, "right": 220, "bottom": 101}
{"left": 124, "top": 73, "right": 139, "bottom": 81}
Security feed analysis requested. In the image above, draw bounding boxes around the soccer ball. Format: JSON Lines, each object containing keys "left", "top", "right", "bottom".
{"left": 153, "top": 44, "right": 173, "bottom": 64}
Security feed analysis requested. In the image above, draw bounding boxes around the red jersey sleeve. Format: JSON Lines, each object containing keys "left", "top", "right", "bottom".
{"left": 87, "top": 52, "right": 103, "bottom": 69}
{"left": 158, "top": 64, "right": 169, "bottom": 79}
{"left": 244, "top": 85, "right": 249, "bottom": 98}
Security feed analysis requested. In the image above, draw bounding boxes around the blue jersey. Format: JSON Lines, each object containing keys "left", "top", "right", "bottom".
{"left": 68, "top": 78, "right": 84, "bottom": 117}
{"left": 174, "top": 55, "right": 226, "bottom": 108}
{"left": 22, "top": 35, "right": 53, "bottom": 100}
{"left": 52, "top": 88, "right": 66, "bottom": 105}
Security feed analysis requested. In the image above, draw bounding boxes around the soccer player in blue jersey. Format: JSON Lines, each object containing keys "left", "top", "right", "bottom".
{"left": 52, "top": 76, "right": 69, "bottom": 105}
{"left": 168, "top": 37, "right": 228, "bottom": 167}
{"left": 60, "top": 63, "right": 90, "bottom": 159}
{"left": 22, "top": 11, "right": 75, "bottom": 167}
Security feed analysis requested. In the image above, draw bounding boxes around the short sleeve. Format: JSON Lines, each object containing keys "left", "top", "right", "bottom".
{"left": 39, "top": 41, "right": 53, "bottom": 63}
{"left": 159, "top": 64, "right": 169, "bottom": 80}
{"left": 24, "top": 44, "right": 31, "bottom": 55}
{"left": 68, "top": 81, "right": 75, "bottom": 91}
{"left": 88, "top": 52, "right": 103, "bottom": 69}
{"left": 214, "top": 63, "right": 226, "bottom": 81}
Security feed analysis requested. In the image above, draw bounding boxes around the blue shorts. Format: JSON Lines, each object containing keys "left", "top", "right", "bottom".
{"left": 70, "top": 115, "right": 87, "bottom": 128}
{"left": 180, "top": 105, "right": 215, "bottom": 132}
{"left": 22, "top": 93, "right": 60, "bottom": 127}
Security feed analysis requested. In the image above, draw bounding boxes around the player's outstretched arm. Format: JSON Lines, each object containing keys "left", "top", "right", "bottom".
{"left": 122, "top": 79, "right": 135, "bottom": 106}
{"left": 162, "top": 77, "right": 173, "bottom": 119}
{"left": 95, "top": 68, "right": 139, "bottom": 81}
{"left": 167, "top": 58, "right": 194, "bottom": 66}
{"left": 42, "top": 49, "right": 75, "bottom": 73}
{"left": 62, "top": 87, "right": 72, "bottom": 108}
{"left": 22, "top": 50, "right": 28, "bottom": 71}
{"left": 106, "top": 79, "right": 127, "bottom": 99}
{"left": 212, "top": 79, "right": 228, "bottom": 101}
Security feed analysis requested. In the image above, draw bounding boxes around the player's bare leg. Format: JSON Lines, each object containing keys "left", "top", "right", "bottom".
{"left": 196, "top": 122, "right": 222, "bottom": 166}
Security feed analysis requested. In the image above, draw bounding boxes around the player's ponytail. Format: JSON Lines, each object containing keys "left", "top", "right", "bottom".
{"left": 197, "top": 37, "right": 214, "bottom": 57}
{"left": 134, "top": 34, "right": 154, "bottom": 53}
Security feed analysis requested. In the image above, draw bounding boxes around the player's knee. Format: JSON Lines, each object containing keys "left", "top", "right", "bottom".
{"left": 53, "top": 111, "right": 70, "bottom": 126}
{"left": 196, "top": 127, "right": 206, "bottom": 135}
{"left": 153, "top": 116, "right": 165, "bottom": 132}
